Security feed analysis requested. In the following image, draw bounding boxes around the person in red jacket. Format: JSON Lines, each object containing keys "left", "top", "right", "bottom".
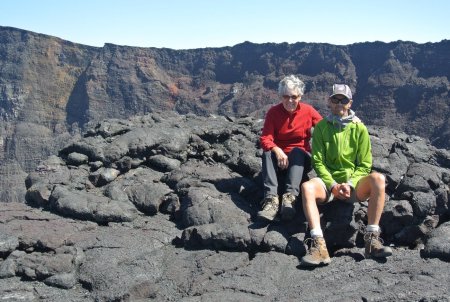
{"left": 258, "top": 75, "right": 322, "bottom": 221}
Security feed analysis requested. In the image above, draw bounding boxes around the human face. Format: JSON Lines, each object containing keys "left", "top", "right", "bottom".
{"left": 330, "top": 95, "right": 351, "bottom": 105}
{"left": 328, "top": 95, "right": 352, "bottom": 117}
{"left": 281, "top": 88, "right": 300, "bottom": 113}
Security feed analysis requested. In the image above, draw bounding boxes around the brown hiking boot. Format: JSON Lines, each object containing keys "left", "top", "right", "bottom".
{"left": 257, "top": 195, "right": 279, "bottom": 222}
{"left": 364, "top": 231, "right": 393, "bottom": 259}
{"left": 301, "top": 237, "right": 331, "bottom": 266}
{"left": 280, "top": 192, "right": 297, "bottom": 221}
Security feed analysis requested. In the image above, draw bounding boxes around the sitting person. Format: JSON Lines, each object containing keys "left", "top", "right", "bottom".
{"left": 258, "top": 75, "right": 322, "bottom": 221}
{"left": 300, "top": 84, "right": 393, "bottom": 266}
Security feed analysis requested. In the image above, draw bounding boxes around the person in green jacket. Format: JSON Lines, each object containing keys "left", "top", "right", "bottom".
{"left": 300, "top": 84, "right": 393, "bottom": 267}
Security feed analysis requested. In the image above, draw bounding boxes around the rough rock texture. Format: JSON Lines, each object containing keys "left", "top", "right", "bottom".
{"left": 1, "top": 112, "right": 449, "bottom": 301}
{"left": 1, "top": 26, "right": 449, "bottom": 201}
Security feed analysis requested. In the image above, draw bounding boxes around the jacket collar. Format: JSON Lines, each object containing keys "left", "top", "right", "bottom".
{"left": 326, "top": 109, "right": 357, "bottom": 128}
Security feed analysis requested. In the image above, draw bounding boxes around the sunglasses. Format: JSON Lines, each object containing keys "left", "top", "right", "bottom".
{"left": 330, "top": 96, "right": 350, "bottom": 105}
{"left": 282, "top": 95, "right": 299, "bottom": 101}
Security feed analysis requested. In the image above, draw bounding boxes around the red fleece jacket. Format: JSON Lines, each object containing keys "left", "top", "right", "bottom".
{"left": 260, "top": 102, "right": 322, "bottom": 154}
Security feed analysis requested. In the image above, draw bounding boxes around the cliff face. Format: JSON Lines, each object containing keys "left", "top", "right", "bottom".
{"left": 0, "top": 26, "right": 449, "bottom": 201}
{"left": 0, "top": 27, "right": 97, "bottom": 201}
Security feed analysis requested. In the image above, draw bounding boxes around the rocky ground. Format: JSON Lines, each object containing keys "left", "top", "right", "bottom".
{"left": 1, "top": 112, "right": 450, "bottom": 301}
{"left": 2, "top": 202, "right": 450, "bottom": 302}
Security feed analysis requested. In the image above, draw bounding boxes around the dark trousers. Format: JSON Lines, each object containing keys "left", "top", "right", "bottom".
{"left": 262, "top": 147, "right": 311, "bottom": 198}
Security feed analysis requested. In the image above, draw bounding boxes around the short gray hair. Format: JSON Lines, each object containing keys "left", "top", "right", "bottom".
{"left": 278, "top": 75, "right": 305, "bottom": 96}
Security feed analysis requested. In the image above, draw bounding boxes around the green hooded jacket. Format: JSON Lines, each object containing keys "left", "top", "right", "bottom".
{"left": 311, "top": 110, "right": 372, "bottom": 190}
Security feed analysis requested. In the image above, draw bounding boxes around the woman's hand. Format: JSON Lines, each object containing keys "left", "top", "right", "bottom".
{"left": 272, "top": 147, "right": 289, "bottom": 170}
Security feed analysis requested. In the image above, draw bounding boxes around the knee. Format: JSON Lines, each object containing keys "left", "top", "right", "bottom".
{"left": 291, "top": 147, "right": 301, "bottom": 153}
{"left": 263, "top": 150, "right": 272, "bottom": 160}
{"left": 370, "top": 172, "right": 386, "bottom": 189}
{"left": 301, "top": 181, "right": 316, "bottom": 197}
{"left": 262, "top": 151, "right": 276, "bottom": 166}
{"left": 289, "top": 147, "right": 305, "bottom": 159}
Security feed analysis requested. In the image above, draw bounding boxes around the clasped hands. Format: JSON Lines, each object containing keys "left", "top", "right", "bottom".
{"left": 331, "top": 183, "right": 352, "bottom": 200}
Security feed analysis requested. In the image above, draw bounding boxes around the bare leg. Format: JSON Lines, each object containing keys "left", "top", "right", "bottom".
{"left": 355, "top": 172, "right": 386, "bottom": 225}
{"left": 301, "top": 178, "right": 327, "bottom": 229}
{"left": 300, "top": 179, "right": 331, "bottom": 266}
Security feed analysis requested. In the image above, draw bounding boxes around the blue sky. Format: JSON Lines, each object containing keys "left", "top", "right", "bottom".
{"left": 1, "top": 0, "right": 449, "bottom": 49}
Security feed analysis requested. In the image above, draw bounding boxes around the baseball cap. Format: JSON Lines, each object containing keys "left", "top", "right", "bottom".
{"left": 330, "top": 84, "right": 352, "bottom": 100}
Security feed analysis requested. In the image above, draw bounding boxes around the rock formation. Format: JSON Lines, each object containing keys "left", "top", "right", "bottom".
{"left": 1, "top": 112, "right": 449, "bottom": 301}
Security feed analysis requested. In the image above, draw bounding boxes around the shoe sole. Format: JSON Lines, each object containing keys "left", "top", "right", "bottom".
{"left": 300, "top": 258, "right": 331, "bottom": 267}
{"left": 364, "top": 250, "right": 393, "bottom": 259}
{"left": 281, "top": 205, "right": 296, "bottom": 221}
{"left": 257, "top": 213, "right": 276, "bottom": 222}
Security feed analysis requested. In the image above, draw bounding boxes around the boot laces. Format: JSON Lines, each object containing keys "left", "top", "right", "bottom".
{"left": 304, "top": 237, "right": 320, "bottom": 255}
{"left": 283, "top": 193, "right": 296, "bottom": 205}
{"left": 364, "top": 232, "right": 384, "bottom": 253}
{"left": 262, "top": 197, "right": 278, "bottom": 211}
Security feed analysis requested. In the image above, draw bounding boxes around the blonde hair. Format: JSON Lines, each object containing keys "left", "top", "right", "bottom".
{"left": 278, "top": 75, "right": 305, "bottom": 96}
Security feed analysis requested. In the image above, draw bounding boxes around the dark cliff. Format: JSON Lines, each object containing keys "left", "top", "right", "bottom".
{"left": 0, "top": 26, "right": 449, "bottom": 201}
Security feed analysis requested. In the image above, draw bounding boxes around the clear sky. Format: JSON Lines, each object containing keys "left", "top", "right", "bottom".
{"left": 1, "top": 0, "right": 449, "bottom": 49}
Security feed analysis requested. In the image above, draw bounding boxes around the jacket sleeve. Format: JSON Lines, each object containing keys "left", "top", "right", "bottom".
{"left": 349, "top": 123, "right": 372, "bottom": 187}
{"left": 312, "top": 123, "right": 336, "bottom": 190}
{"left": 260, "top": 109, "right": 276, "bottom": 151}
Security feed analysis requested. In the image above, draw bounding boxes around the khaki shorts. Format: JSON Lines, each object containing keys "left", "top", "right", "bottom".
{"left": 313, "top": 177, "right": 362, "bottom": 204}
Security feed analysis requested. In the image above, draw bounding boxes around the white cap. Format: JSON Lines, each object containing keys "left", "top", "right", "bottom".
{"left": 330, "top": 84, "right": 352, "bottom": 100}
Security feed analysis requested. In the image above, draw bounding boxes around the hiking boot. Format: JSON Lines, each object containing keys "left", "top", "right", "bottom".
{"left": 364, "top": 231, "right": 393, "bottom": 259}
{"left": 301, "top": 237, "right": 331, "bottom": 266}
{"left": 280, "top": 192, "right": 297, "bottom": 221}
{"left": 257, "top": 195, "right": 279, "bottom": 222}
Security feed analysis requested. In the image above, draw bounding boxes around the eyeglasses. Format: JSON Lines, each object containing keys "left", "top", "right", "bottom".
{"left": 330, "top": 96, "right": 350, "bottom": 105}
{"left": 282, "top": 95, "right": 299, "bottom": 101}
